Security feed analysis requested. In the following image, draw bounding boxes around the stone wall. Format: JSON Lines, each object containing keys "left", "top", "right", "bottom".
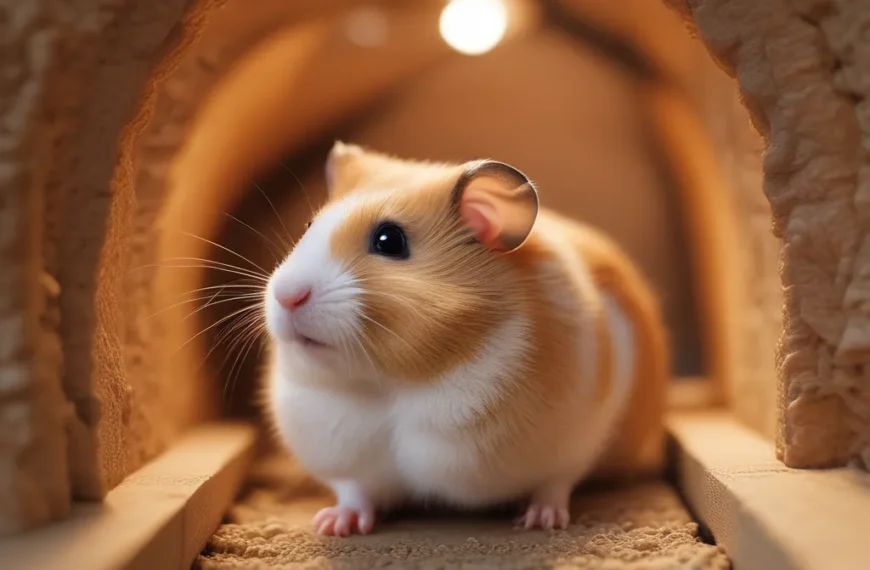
{"left": 668, "top": 0, "right": 870, "bottom": 468}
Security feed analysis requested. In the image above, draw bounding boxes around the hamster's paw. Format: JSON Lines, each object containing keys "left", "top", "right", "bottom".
{"left": 312, "top": 505, "right": 376, "bottom": 536}
{"left": 516, "top": 481, "right": 574, "bottom": 530}
{"left": 517, "top": 503, "right": 570, "bottom": 530}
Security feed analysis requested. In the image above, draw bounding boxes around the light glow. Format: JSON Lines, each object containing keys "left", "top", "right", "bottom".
{"left": 344, "top": 6, "right": 389, "bottom": 47}
{"left": 439, "top": 0, "right": 508, "bottom": 56}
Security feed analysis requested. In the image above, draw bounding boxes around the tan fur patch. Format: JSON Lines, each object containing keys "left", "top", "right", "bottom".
{"left": 563, "top": 218, "right": 669, "bottom": 477}
{"left": 327, "top": 157, "right": 511, "bottom": 382}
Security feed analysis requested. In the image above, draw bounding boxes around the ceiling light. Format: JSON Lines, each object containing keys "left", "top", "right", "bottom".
{"left": 439, "top": 0, "right": 508, "bottom": 56}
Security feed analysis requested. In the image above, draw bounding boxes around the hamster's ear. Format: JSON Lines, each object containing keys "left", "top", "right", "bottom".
{"left": 325, "top": 140, "right": 365, "bottom": 198}
{"left": 453, "top": 160, "right": 539, "bottom": 252}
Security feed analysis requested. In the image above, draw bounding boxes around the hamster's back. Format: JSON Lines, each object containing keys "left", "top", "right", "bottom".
{"left": 536, "top": 208, "right": 669, "bottom": 478}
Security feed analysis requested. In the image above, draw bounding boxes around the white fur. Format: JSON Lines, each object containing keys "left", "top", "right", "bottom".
{"left": 266, "top": 198, "right": 366, "bottom": 351}
{"left": 388, "top": 313, "right": 532, "bottom": 504}
{"left": 580, "top": 292, "right": 637, "bottom": 467}
{"left": 269, "top": 313, "right": 534, "bottom": 508}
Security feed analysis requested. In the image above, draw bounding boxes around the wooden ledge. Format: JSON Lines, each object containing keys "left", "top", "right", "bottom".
{"left": 668, "top": 411, "right": 870, "bottom": 570}
{"left": 2, "top": 423, "right": 256, "bottom": 570}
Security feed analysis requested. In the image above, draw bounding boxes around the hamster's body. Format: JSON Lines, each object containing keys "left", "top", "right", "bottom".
{"left": 264, "top": 144, "right": 668, "bottom": 536}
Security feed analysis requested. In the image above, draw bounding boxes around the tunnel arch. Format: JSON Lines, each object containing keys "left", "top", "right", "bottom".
{"left": 7, "top": 0, "right": 868, "bottom": 535}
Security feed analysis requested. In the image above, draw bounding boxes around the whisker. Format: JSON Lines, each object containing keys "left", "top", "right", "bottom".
{"left": 174, "top": 302, "right": 263, "bottom": 356}
{"left": 279, "top": 161, "right": 317, "bottom": 219}
{"left": 210, "top": 310, "right": 264, "bottom": 373}
{"left": 223, "top": 212, "right": 285, "bottom": 263}
{"left": 253, "top": 182, "right": 294, "bottom": 248}
{"left": 152, "top": 258, "right": 269, "bottom": 283}
{"left": 132, "top": 260, "right": 264, "bottom": 281}
{"left": 183, "top": 293, "right": 264, "bottom": 321}
{"left": 167, "top": 282, "right": 265, "bottom": 302}
{"left": 221, "top": 320, "right": 266, "bottom": 403}
{"left": 179, "top": 231, "right": 272, "bottom": 276}
{"left": 202, "top": 310, "right": 263, "bottom": 374}
{"left": 348, "top": 328, "right": 377, "bottom": 371}
{"left": 357, "top": 313, "right": 417, "bottom": 352}
{"left": 149, "top": 289, "right": 250, "bottom": 320}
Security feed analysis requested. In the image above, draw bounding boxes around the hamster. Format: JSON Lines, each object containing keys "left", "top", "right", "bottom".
{"left": 263, "top": 142, "right": 668, "bottom": 536}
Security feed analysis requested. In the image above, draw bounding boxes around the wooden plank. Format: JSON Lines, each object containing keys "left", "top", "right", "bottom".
{"left": 669, "top": 411, "right": 870, "bottom": 570}
{"left": 1, "top": 423, "right": 256, "bottom": 570}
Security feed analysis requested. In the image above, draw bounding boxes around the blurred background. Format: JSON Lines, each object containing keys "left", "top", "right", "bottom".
{"left": 157, "top": 0, "right": 747, "bottom": 421}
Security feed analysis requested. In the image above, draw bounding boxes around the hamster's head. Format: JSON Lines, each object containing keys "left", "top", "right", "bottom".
{"left": 265, "top": 142, "right": 539, "bottom": 384}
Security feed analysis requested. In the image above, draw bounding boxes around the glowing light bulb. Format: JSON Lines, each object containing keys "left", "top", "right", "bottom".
{"left": 439, "top": 0, "right": 508, "bottom": 56}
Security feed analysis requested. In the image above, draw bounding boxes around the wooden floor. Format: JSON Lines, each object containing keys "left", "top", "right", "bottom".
{"left": 670, "top": 411, "right": 870, "bottom": 570}
{"left": 5, "top": 411, "right": 866, "bottom": 570}
{"left": 1, "top": 423, "right": 256, "bottom": 570}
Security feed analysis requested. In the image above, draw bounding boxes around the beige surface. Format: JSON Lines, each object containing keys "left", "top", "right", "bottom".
{"left": 670, "top": 411, "right": 870, "bottom": 570}
{"left": 196, "top": 454, "right": 728, "bottom": 570}
{"left": 0, "top": 423, "right": 255, "bottom": 570}
{"left": 667, "top": 0, "right": 870, "bottom": 468}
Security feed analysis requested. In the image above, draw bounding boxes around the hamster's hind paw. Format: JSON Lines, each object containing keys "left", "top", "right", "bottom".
{"left": 312, "top": 505, "right": 376, "bottom": 536}
{"left": 516, "top": 503, "right": 571, "bottom": 530}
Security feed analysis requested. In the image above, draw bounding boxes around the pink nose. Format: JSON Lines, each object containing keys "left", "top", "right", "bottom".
{"left": 277, "top": 288, "right": 311, "bottom": 311}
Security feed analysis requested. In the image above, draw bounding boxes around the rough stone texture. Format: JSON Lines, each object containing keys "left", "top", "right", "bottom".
{"left": 667, "top": 0, "right": 870, "bottom": 468}
{"left": 196, "top": 455, "right": 729, "bottom": 570}
{"left": 1, "top": 0, "right": 85, "bottom": 533}
{"left": 0, "top": 0, "right": 223, "bottom": 532}
{"left": 54, "top": 0, "right": 218, "bottom": 501}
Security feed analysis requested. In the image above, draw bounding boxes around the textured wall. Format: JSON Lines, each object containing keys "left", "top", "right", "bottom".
{"left": 668, "top": 0, "right": 870, "bottom": 468}
{"left": 0, "top": 1, "right": 71, "bottom": 532}
{"left": 0, "top": 0, "right": 230, "bottom": 532}
{"left": 52, "top": 0, "right": 216, "bottom": 501}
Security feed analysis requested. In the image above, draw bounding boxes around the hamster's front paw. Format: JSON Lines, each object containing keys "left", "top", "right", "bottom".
{"left": 312, "top": 505, "right": 377, "bottom": 536}
{"left": 516, "top": 481, "right": 574, "bottom": 530}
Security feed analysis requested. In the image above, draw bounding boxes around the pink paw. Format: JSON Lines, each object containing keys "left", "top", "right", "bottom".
{"left": 517, "top": 503, "right": 571, "bottom": 530}
{"left": 312, "top": 505, "right": 376, "bottom": 536}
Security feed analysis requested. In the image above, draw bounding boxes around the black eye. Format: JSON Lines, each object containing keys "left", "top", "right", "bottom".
{"left": 304, "top": 221, "right": 312, "bottom": 229}
{"left": 370, "top": 222, "right": 409, "bottom": 259}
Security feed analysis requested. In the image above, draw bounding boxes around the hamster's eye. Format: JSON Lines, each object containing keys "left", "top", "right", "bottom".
{"left": 370, "top": 222, "right": 409, "bottom": 260}
{"left": 304, "top": 221, "right": 312, "bottom": 229}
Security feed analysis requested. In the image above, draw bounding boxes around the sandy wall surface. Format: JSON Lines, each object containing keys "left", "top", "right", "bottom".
{"left": 668, "top": 0, "right": 870, "bottom": 468}
{"left": 0, "top": 0, "right": 216, "bottom": 533}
